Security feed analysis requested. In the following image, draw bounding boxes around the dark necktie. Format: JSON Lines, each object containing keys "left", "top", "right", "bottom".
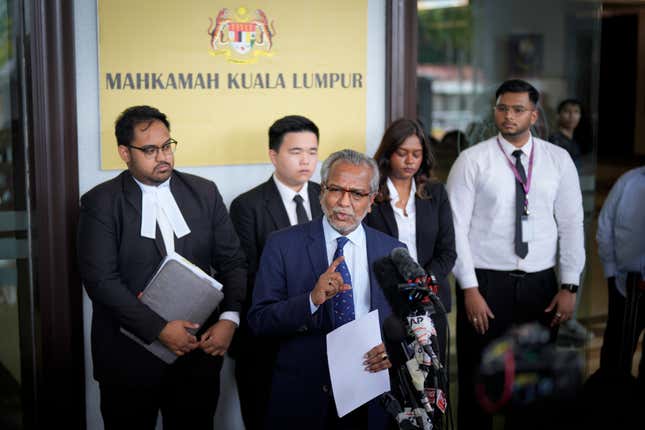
{"left": 332, "top": 236, "right": 355, "bottom": 327}
{"left": 512, "top": 150, "right": 529, "bottom": 259}
{"left": 293, "top": 194, "right": 309, "bottom": 225}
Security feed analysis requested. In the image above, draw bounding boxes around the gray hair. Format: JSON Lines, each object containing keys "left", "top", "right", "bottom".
{"left": 320, "top": 149, "right": 380, "bottom": 193}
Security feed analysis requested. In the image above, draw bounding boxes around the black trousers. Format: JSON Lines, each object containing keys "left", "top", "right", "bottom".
{"left": 456, "top": 268, "right": 559, "bottom": 430}
{"left": 599, "top": 275, "right": 645, "bottom": 382}
{"left": 99, "top": 351, "right": 223, "bottom": 430}
{"left": 234, "top": 331, "right": 277, "bottom": 430}
{"left": 323, "top": 400, "right": 369, "bottom": 430}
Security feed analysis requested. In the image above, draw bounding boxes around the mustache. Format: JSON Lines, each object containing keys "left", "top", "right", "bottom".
{"left": 332, "top": 207, "right": 355, "bottom": 217}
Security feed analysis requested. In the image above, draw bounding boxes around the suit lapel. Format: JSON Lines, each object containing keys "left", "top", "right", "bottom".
{"left": 415, "top": 196, "right": 430, "bottom": 265}
{"left": 305, "top": 219, "right": 332, "bottom": 322}
{"left": 122, "top": 171, "right": 142, "bottom": 215}
{"left": 365, "top": 228, "right": 379, "bottom": 312}
{"left": 123, "top": 171, "right": 166, "bottom": 257}
{"left": 378, "top": 202, "right": 398, "bottom": 238}
{"left": 365, "top": 227, "right": 390, "bottom": 325}
{"left": 308, "top": 182, "right": 323, "bottom": 219}
{"left": 169, "top": 172, "right": 189, "bottom": 257}
{"left": 263, "top": 178, "right": 291, "bottom": 230}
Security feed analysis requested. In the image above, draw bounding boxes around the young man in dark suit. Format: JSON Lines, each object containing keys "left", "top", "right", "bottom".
{"left": 229, "top": 115, "right": 322, "bottom": 429}
{"left": 77, "top": 105, "right": 247, "bottom": 430}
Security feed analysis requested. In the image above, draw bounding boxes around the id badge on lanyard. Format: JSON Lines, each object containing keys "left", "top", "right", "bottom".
{"left": 497, "top": 137, "right": 535, "bottom": 242}
{"left": 521, "top": 215, "right": 533, "bottom": 242}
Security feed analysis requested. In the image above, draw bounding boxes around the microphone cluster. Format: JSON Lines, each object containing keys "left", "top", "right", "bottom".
{"left": 375, "top": 247, "right": 450, "bottom": 430}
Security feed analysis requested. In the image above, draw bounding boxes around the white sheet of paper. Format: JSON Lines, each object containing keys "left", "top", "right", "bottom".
{"left": 326, "top": 309, "right": 391, "bottom": 418}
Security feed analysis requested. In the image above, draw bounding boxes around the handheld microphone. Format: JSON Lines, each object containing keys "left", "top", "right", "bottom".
{"left": 390, "top": 247, "right": 426, "bottom": 282}
{"left": 390, "top": 247, "right": 446, "bottom": 317}
{"left": 374, "top": 255, "right": 414, "bottom": 317}
{"left": 384, "top": 316, "right": 434, "bottom": 421}
{"left": 408, "top": 314, "right": 440, "bottom": 369}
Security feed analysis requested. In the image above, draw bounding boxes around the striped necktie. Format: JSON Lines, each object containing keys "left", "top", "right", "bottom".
{"left": 332, "top": 236, "right": 355, "bottom": 327}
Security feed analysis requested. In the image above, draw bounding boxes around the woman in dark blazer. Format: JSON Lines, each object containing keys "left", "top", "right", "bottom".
{"left": 366, "top": 118, "right": 456, "bottom": 361}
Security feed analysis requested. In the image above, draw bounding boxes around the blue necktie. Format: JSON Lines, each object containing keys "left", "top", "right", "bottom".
{"left": 332, "top": 236, "right": 355, "bottom": 327}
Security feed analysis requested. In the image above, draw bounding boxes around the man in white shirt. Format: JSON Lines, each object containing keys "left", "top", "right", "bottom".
{"left": 229, "top": 115, "right": 323, "bottom": 429}
{"left": 446, "top": 79, "right": 585, "bottom": 430}
{"left": 596, "top": 166, "right": 645, "bottom": 380}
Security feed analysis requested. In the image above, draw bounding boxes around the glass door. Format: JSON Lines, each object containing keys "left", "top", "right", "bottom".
{"left": 0, "top": 0, "right": 34, "bottom": 428}
{"left": 416, "top": 0, "right": 602, "bottom": 424}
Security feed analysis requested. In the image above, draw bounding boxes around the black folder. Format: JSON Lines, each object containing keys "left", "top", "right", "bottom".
{"left": 121, "top": 253, "right": 224, "bottom": 364}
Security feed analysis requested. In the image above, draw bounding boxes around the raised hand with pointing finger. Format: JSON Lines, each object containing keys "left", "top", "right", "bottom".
{"left": 310, "top": 255, "right": 352, "bottom": 306}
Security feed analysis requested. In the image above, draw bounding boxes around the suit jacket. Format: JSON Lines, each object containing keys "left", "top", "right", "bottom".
{"left": 248, "top": 219, "right": 403, "bottom": 430}
{"left": 365, "top": 181, "right": 457, "bottom": 312}
{"left": 77, "top": 170, "right": 247, "bottom": 386}
{"left": 230, "top": 177, "right": 322, "bottom": 306}
{"left": 229, "top": 178, "right": 322, "bottom": 358}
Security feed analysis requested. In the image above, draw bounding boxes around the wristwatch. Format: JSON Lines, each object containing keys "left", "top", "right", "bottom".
{"left": 560, "top": 284, "right": 579, "bottom": 293}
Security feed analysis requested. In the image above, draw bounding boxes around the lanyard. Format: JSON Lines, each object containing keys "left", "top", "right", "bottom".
{"left": 496, "top": 137, "right": 535, "bottom": 214}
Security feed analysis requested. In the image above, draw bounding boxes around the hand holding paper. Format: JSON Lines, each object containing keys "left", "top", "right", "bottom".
{"left": 363, "top": 342, "right": 392, "bottom": 373}
{"left": 326, "top": 310, "right": 391, "bottom": 418}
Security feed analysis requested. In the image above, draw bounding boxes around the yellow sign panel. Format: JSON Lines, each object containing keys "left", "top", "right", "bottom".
{"left": 98, "top": 1, "right": 367, "bottom": 169}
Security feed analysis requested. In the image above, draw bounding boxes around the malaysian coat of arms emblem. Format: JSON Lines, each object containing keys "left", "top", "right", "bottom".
{"left": 207, "top": 7, "right": 276, "bottom": 64}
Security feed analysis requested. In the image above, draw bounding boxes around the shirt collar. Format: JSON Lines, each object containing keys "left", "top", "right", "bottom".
{"left": 498, "top": 132, "right": 533, "bottom": 158}
{"left": 386, "top": 177, "right": 416, "bottom": 212}
{"left": 133, "top": 175, "right": 171, "bottom": 193}
{"left": 273, "top": 174, "right": 309, "bottom": 204}
{"left": 322, "top": 215, "right": 365, "bottom": 248}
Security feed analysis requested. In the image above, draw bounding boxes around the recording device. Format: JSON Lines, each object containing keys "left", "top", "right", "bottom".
{"left": 383, "top": 315, "right": 433, "bottom": 430}
{"left": 476, "top": 322, "right": 583, "bottom": 414}
{"left": 375, "top": 248, "right": 446, "bottom": 319}
{"left": 375, "top": 247, "right": 451, "bottom": 430}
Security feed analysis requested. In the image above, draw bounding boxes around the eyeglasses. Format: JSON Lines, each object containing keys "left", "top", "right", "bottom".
{"left": 127, "top": 139, "right": 178, "bottom": 159}
{"left": 494, "top": 104, "right": 534, "bottom": 115}
{"left": 323, "top": 184, "right": 372, "bottom": 202}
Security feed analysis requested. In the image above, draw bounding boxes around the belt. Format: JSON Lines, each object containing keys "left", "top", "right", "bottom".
{"left": 508, "top": 270, "right": 527, "bottom": 278}
{"left": 475, "top": 267, "right": 554, "bottom": 278}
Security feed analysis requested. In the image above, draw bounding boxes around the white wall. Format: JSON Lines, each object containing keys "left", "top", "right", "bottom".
{"left": 74, "top": 1, "right": 386, "bottom": 428}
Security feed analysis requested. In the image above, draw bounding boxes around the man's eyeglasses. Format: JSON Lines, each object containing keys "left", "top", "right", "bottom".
{"left": 323, "top": 184, "right": 372, "bottom": 202}
{"left": 127, "top": 139, "right": 178, "bottom": 159}
{"left": 494, "top": 104, "right": 534, "bottom": 115}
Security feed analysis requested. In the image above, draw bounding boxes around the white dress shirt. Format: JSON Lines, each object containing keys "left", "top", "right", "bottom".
{"left": 133, "top": 176, "right": 239, "bottom": 325}
{"left": 446, "top": 133, "right": 585, "bottom": 289}
{"left": 596, "top": 166, "right": 645, "bottom": 296}
{"left": 273, "top": 174, "right": 312, "bottom": 225}
{"left": 309, "top": 217, "right": 371, "bottom": 318}
{"left": 387, "top": 178, "right": 418, "bottom": 262}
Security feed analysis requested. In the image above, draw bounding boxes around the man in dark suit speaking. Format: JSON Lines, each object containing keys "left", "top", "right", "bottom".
{"left": 229, "top": 115, "right": 322, "bottom": 429}
{"left": 249, "top": 149, "right": 402, "bottom": 430}
{"left": 77, "top": 105, "right": 247, "bottom": 429}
